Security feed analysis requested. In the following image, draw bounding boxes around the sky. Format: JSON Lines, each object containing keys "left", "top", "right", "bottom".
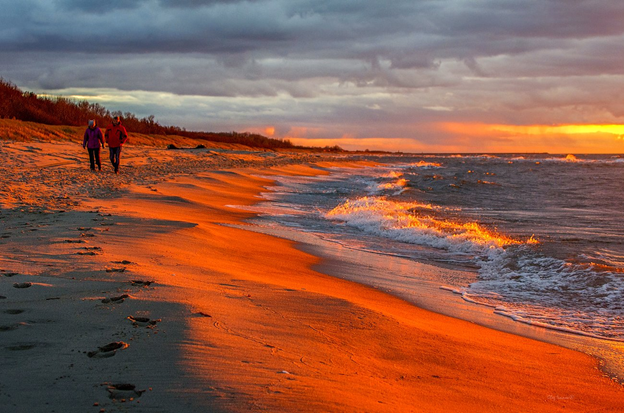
{"left": 2, "top": 0, "right": 624, "bottom": 153}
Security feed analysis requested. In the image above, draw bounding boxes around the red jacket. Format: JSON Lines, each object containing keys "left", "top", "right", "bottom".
{"left": 105, "top": 124, "right": 128, "bottom": 148}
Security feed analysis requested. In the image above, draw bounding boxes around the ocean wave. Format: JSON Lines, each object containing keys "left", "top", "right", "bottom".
{"left": 467, "top": 245, "right": 624, "bottom": 340}
{"left": 256, "top": 156, "right": 624, "bottom": 341}
{"left": 324, "top": 194, "right": 624, "bottom": 340}
{"left": 402, "top": 160, "right": 443, "bottom": 170}
{"left": 325, "top": 196, "right": 522, "bottom": 254}
{"left": 374, "top": 178, "right": 409, "bottom": 195}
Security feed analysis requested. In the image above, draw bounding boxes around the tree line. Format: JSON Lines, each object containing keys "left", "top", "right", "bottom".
{"left": 0, "top": 78, "right": 343, "bottom": 151}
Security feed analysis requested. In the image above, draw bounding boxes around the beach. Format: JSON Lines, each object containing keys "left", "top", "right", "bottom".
{"left": 1, "top": 136, "right": 623, "bottom": 412}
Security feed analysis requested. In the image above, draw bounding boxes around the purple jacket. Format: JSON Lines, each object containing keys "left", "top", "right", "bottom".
{"left": 83, "top": 127, "right": 104, "bottom": 149}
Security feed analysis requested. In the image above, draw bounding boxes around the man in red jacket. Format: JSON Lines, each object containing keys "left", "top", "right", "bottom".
{"left": 105, "top": 116, "right": 128, "bottom": 174}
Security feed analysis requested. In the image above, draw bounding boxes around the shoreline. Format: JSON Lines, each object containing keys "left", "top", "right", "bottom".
{"left": 301, "top": 228, "right": 624, "bottom": 382}
{"left": 237, "top": 220, "right": 624, "bottom": 383}
{"left": 232, "top": 159, "right": 624, "bottom": 383}
{"left": 1, "top": 141, "right": 624, "bottom": 411}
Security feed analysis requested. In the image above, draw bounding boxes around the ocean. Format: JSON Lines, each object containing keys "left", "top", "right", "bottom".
{"left": 242, "top": 154, "right": 624, "bottom": 343}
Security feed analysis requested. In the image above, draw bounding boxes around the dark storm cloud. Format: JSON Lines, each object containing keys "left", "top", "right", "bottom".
{"left": 58, "top": 0, "right": 148, "bottom": 13}
{"left": 158, "top": 0, "right": 264, "bottom": 7}
{"left": 6, "top": 0, "right": 624, "bottom": 59}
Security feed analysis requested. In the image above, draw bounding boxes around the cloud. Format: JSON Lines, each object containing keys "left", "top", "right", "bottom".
{"left": 58, "top": 0, "right": 148, "bottom": 13}
{"left": 2, "top": 0, "right": 624, "bottom": 151}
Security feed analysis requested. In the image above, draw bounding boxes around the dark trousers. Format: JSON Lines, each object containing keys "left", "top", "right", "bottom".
{"left": 109, "top": 147, "right": 122, "bottom": 171}
{"left": 88, "top": 148, "right": 101, "bottom": 170}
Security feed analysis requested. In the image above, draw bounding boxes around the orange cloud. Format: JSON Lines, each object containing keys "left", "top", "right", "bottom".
{"left": 438, "top": 123, "right": 624, "bottom": 153}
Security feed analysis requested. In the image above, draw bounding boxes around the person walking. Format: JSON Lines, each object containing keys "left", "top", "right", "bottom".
{"left": 105, "top": 116, "right": 128, "bottom": 174}
{"left": 82, "top": 119, "right": 104, "bottom": 171}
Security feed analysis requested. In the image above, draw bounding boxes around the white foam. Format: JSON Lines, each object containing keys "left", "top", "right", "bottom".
{"left": 325, "top": 196, "right": 516, "bottom": 255}
{"left": 468, "top": 245, "right": 624, "bottom": 341}
{"left": 325, "top": 195, "right": 624, "bottom": 341}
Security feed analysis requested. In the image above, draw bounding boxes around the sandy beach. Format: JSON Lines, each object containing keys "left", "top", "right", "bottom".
{"left": 1, "top": 134, "right": 623, "bottom": 412}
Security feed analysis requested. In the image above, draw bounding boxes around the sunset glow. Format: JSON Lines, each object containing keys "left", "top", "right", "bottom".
{"left": 287, "top": 123, "right": 624, "bottom": 153}
{"left": 464, "top": 123, "right": 624, "bottom": 138}
{"left": 5, "top": 1, "right": 624, "bottom": 153}
{"left": 435, "top": 123, "right": 624, "bottom": 153}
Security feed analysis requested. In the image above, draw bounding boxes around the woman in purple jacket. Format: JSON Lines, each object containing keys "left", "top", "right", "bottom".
{"left": 83, "top": 119, "right": 105, "bottom": 171}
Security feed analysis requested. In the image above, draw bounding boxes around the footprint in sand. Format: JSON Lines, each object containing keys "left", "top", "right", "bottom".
{"left": 130, "top": 280, "right": 154, "bottom": 287}
{"left": 87, "top": 341, "right": 129, "bottom": 358}
{"left": 113, "top": 260, "right": 134, "bottom": 265}
{"left": 106, "top": 383, "right": 145, "bottom": 400}
{"left": 3, "top": 309, "right": 25, "bottom": 315}
{"left": 77, "top": 246, "right": 102, "bottom": 255}
{"left": 2, "top": 272, "right": 19, "bottom": 277}
{"left": 127, "top": 315, "right": 161, "bottom": 327}
{"left": 194, "top": 311, "right": 212, "bottom": 318}
{"left": 0, "top": 323, "right": 28, "bottom": 332}
{"left": 105, "top": 267, "right": 126, "bottom": 273}
{"left": 81, "top": 233, "right": 95, "bottom": 238}
{"left": 6, "top": 343, "right": 38, "bottom": 351}
{"left": 101, "top": 294, "right": 129, "bottom": 304}
{"left": 65, "top": 239, "right": 86, "bottom": 244}
{"left": 13, "top": 282, "right": 32, "bottom": 289}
